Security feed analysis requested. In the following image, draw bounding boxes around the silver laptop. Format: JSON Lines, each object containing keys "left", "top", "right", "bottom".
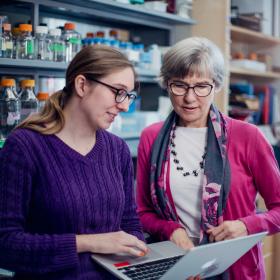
{"left": 91, "top": 231, "right": 267, "bottom": 280}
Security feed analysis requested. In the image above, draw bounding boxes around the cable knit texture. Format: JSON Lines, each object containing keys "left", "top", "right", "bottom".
{"left": 0, "top": 128, "right": 144, "bottom": 280}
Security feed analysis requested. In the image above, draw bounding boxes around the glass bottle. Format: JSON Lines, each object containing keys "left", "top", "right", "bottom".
{"left": 18, "top": 79, "right": 38, "bottom": 121}
{"left": 0, "top": 79, "right": 21, "bottom": 139}
{"left": 37, "top": 92, "right": 49, "bottom": 111}
{"left": 49, "top": 28, "right": 65, "bottom": 62}
{"left": 62, "top": 22, "right": 81, "bottom": 62}
{"left": 17, "top": 24, "right": 35, "bottom": 59}
{"left": 2, "top": 23, "right": 13, "bottom": 58}
{"left": 35, "top": 25, "right": 51, "bottom": 60}
{"left": 12, "top": 27, "right": 21, "bottom": 59}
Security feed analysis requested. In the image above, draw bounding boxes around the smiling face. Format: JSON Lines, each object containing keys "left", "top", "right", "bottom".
{"left": 168, "top": 74, "right": 215, "bottom": 128}
{"left": 80, "top": 67, "right": 135, "bottom": 130}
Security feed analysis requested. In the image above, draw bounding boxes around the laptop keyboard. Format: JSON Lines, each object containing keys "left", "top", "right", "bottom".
{"left": 117, "top": 255, "right": 183, "bottom": 280}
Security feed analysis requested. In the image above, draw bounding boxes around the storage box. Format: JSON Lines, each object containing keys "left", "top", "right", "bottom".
{"left": 231, "top": 59, "right": 266, "bottom": 72}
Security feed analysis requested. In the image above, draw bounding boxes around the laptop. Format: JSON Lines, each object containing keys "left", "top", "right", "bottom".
{"left": 91, "top": 231, "right": 267, "bottom": 280}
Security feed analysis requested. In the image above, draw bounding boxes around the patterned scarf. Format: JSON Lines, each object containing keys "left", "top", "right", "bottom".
{"left": 150, "top": 104, "right": 231, "bottom": 278}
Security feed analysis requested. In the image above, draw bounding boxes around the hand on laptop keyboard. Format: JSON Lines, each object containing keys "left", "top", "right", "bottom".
{"left": 76, "top": 231, "right": 148, "bottom": 257}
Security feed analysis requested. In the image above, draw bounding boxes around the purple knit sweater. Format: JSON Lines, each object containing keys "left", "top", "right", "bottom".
{"left": 0, "top": 128, "right": 144, "bottom": 279}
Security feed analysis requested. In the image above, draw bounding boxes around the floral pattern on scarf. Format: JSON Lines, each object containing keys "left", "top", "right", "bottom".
{"left": 149, "top": 104, "right": 231, "bottom": 244}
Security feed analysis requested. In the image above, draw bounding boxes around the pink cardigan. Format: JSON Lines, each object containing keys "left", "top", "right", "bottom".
{"left": 136, "top": 115, "right": 280, "bottom": 280}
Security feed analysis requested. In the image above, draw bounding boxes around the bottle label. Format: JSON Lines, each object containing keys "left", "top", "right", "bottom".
{"left": 69, "top": 37, "right": 81, "bottom": 45}
{"left": 27, "top": 41, "right": 34, "bottom": 54}
{"left": 5, "top": 41, "right": 13, "bottom": 50}
{"left": 51, "top": 43, "right": 65, "bottom": 52}
{"left": 7, "top": 112, "right": 20, "bottom": 125}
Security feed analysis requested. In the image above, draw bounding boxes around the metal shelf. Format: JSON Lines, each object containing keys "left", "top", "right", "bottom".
{"left": 0, "top": 58, "right": 68, "bottom": 70}
{"left": 13, "top": 0, "right": 195, "bottom": 30}
{"left": 0, "top": 59, "right": 159, "bottom": 82}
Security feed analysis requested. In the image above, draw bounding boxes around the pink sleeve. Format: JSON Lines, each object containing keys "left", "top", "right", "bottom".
{"left": 239, "top": 127, "right": 280, "bottom": 235}
{"left": 136, "top": 129, "right": 182, "bottom": 241}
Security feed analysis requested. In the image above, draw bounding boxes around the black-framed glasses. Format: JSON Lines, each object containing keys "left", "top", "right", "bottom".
{"left": 168, "top": 81, "right": 214, "bottom": 97}
{"left": 84, "top": 74, "right": 138, "bottom": 105}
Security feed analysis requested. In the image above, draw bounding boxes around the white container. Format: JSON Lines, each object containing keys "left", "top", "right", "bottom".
{"left": 144, "top": 1, "right": 167, "bottom": 13}
{"left": 230, "top": 59, "right": 266, "bottom": 72}
{"left": 149, "top": 44, "right": 161, "bottom": 72}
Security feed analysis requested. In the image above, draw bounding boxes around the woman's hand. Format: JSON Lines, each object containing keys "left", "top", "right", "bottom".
{"left": 170, "top": 228, "right": 195, "bottom": 250}
{"left": 76, "top": 231, "right": 148, "bottom": 257}
{"left": 207, "top": 220, "right": 248, "bottom": 242}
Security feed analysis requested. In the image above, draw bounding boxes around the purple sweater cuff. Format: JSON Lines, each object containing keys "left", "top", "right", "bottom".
{"left": 53, "top": 234, "right": 78, "bottom": 270}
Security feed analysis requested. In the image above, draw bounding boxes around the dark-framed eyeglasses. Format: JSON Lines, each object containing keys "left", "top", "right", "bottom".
{"left": 84, "top": 74, "right": 138, "bottom": 105}
{"left": 168, "top": 81, "right": 214, "bottom": 97}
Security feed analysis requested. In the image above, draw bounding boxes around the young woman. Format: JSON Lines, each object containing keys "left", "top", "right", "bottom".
{"left": 0, "top": 45, "right": 147, "bottom": 279}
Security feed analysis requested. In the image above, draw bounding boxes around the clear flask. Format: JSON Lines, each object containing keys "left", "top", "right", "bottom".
{"left": 18, "top": 79, "right": 38, "bottom": 121}
{"left": 0, "top": 79, "right": 21, "bottom": 139}
{"left": 37, "top": 92, "right": 49, "bottom": 111}
{"left": 12, "top": 27, "right": 21, "bottom": 59}
{"left": 2, "top": 23, "right": 13, "bottom": 58}
{"left": 35, "top": 25, "right": 51, "bottom": 60}
{"left": 17, "top": 24, "right": 35, "bottom": 59}
{"left": 49, "top": 28, "right": 65, "bottom": 62}
{"left": 62, "top": 22, "right": 81, "bottom": 62}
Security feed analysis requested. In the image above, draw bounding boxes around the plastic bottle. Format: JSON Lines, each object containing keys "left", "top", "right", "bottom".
{"left": 149, "top": 44, "right": 161, "bottom": 72}
{"left": 49, "top": 28, "right": 65, "bottom": 62}
{"left": 2, "top": 23, "right": 13, "bottom": 58}
{"left": 109, "top": 29, "right": 118, "bottom": 40}
{"left": 37, "top": 92, "right": 49, "bottom": 111}
{"left": 93, "top": 37, "right": 102, "bottom": 45}
{"left": 18, "top": 79, "right": 38, "bottom": 122}
{"left": 62, "top": 22, "right": 81, "bottom": 62}
{"left": 96, "top": 31, "right": 105, "bottom": 38}
{"left": 86, "top": 32, "right": 94, "bottom": 38}
{"left": 101, "top": 38, "right": 111, "bottom": 46}
{"left": 17, "top": 24, "right": 35, "bottom": 59}
{"left": 35, "top": 25, "right": 51, "bottom": 60}
{"left": 0, "top": 79, "right": 21, "bottom": 139}
{"left": 110, "top": 39, "right": 120, "bottom": 49}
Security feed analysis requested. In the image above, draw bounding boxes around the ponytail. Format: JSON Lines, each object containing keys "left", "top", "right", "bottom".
{"left": 16, "top": 45, "right": 135, "bottom": 135}
{"left": 17, "top": 90, "right": 66, "bottom": 135}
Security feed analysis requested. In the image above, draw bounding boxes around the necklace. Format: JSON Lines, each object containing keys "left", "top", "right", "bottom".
{"left": 170, "top": 126, "right": 206, "bottom": 177}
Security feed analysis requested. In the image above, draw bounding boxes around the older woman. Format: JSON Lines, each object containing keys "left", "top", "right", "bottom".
{"left": 136, "top": 37, "right": 280, "bottom": 279}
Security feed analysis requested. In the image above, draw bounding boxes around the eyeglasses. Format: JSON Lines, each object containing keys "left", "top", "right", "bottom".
{"left": 84, "top": 74, "right": 138, "bottom": 105}
{"left": 168, "top": 81, "right": 214, "bottom": 97}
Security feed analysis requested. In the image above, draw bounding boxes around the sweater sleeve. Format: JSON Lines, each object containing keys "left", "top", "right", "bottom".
{"left": 239, "top": 127, "right": 280, "bottom": 235}
{"left": 136, "top": 130, "right": 182, "bottom": 241}
{"left": 119, "top": 141, "right": 145, "bottom": 242}
{"left": 0, "top": 135, "right": 78, "bottom": 274}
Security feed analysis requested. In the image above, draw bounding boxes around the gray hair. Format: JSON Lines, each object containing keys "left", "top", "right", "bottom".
{"left": 159, "top": 37, "right": 225, "bottom": 89}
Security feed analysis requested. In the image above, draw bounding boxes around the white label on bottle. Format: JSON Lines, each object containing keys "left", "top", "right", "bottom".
{"left": 5, "top": 41, "right": 13, "bottom": 50}
{"left": 7, "top": 112, "right": 20, "bottom": 125}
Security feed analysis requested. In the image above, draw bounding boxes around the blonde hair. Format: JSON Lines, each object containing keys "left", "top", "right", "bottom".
{"left": 17, "top": 45, "right": 135, "bottom": 134}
